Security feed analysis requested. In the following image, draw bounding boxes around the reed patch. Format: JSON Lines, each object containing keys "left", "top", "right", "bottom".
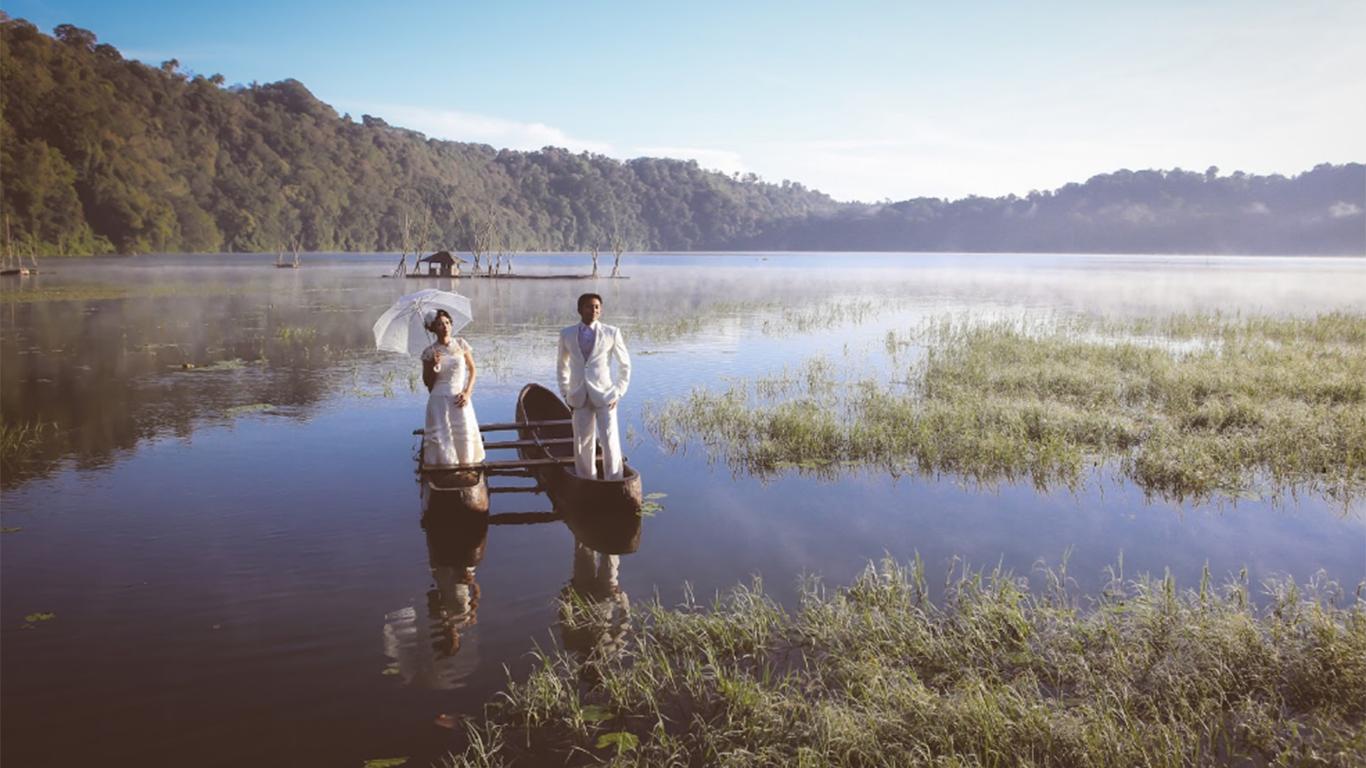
{"left": 445, "top": 559, "right": 1366, "bottom": 766}
{"left": 647, "top": 313, "right": 1366, "bottom": 503}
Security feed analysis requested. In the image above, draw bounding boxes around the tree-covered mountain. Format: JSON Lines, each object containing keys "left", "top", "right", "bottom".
{"left": 2, "top": 18, "right": 1363, "bottom": 257}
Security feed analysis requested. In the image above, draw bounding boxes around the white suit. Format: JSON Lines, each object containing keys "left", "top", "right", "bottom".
{"left": 557, "top": 321, "right": 631, "bottom": 479}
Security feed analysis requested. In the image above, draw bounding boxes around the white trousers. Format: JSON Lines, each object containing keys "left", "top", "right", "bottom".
{"left": 572, "top": 404, "right": 623, "bottom": 480}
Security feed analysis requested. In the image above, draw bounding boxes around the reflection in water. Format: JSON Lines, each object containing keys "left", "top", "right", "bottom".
{"left": 382, "top": 514, "right": 488, "bottom": 690}
{"left": 3, "top": 254, "right": 1364, "bottom": 768}
{"left": 558, "top": 538, "right": 631, "bottom": 666}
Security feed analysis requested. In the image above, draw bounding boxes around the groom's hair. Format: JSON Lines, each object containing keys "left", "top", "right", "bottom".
{"left": 577, "top": 293, "right": 603, "bottom": 311}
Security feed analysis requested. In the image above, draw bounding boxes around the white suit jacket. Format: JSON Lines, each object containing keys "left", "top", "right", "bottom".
{"left": 557, "top": 322, "right": 631, "bottom": 408}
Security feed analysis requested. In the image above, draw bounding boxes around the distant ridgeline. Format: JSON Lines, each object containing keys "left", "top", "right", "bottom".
{"left": 2, "top": 18, "right": 1363, "bottom": 256}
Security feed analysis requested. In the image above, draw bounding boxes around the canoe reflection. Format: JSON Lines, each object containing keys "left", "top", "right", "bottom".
{"left": 380, "top": 514, "right": 488, "bottom": 689}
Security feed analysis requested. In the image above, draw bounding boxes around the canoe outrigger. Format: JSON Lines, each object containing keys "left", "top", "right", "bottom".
{"left": 417, "top": 451, "right": 490, "bottom": 518}
{"left": 412, "top": 383, "right": 645, "bottom": 550}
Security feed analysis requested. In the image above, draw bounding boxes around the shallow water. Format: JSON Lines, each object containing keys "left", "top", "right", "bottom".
{"left": 3, "top": 252, "right": 1364, "bottom": 767}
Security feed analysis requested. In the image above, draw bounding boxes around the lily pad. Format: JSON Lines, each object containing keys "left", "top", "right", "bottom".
{"left": 362, "top": 758, "right": 408, "bottom": 768}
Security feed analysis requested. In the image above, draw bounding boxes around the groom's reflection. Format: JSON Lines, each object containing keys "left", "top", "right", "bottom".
{"left": 558, "top": 537, "right": 632, "bottom": 667}
{"left": 381, "top": 514, "right": 488, "bottom": 689}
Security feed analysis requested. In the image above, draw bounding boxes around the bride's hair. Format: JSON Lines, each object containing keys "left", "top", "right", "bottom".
{"left": 426, "top": 309, "right": 453, "bottom": 333}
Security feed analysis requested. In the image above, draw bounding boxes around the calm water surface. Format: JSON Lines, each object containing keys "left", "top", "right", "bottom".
{"left": 3, "top": 252, "right": 1365, "bottom": 767}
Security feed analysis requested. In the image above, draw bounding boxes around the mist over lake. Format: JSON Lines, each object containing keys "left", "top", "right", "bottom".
{"left": 2, "top": 252, "right": 1363, "bottom": 766}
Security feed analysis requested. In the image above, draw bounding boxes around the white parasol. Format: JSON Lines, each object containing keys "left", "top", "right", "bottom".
{"left": 373, "top": 289, "right": 473, "bottom": 357}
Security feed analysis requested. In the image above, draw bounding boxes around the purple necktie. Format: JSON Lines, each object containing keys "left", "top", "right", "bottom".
{"left": 578, "top": 324, "right": 595, "bottom": 359}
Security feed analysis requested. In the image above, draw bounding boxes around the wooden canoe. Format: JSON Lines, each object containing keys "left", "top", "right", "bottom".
{"left": 515, "top": 383, "right": 643, "bottom": 553}
{"left": 417, "top": 444, "right": 490, "bottom": 518}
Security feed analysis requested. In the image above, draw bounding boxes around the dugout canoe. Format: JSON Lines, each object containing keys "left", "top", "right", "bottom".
{"left": 515, "top": 383, "right": 643, "bottom": 553}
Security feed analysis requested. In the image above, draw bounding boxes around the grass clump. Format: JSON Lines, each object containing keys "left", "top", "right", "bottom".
{"left": 274, "top": 325, "right": 318, "bottom": 344}
{"left": 446, "top": 559, "right": 1366, "bottom": 767}
{"left": 647, "top": 313, "right": 1366, "bottom": 503}
{"left": 0, "top": 420, "right": 56, "bottom": 465}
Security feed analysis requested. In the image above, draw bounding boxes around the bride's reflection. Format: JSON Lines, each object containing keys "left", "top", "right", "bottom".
{"left": 381, "top": 514, "right": 488, "bottom": 689}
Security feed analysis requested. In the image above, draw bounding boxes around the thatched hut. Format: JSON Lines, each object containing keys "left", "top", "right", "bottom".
{"left": 416, "top": 250, "right": 467, "bottom": 277}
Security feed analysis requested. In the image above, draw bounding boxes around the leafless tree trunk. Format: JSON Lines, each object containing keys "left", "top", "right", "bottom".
{"left": 462, "top": 204, "right": 496, "bottom": 272}
{"left": 589, "top": 245, "right": 600, "bottom": 277}
{"left": 608, "top": 204, "right": 629, "bottom": 277}
{"left": 609, "top": 235, "right": 626, "bottom": 278}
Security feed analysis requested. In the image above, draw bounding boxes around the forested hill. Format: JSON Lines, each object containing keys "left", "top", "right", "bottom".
{"left": 2, "top": 18, "right": 1363, "bottom": 257}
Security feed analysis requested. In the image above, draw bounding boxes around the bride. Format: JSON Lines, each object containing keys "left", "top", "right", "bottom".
{"left": 421, "top": 309, "right": 485, "bottom": 467}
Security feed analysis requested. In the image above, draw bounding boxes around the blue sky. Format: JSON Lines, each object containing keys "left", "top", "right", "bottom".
{"left": 6, "top": 1, "right": 1364, "bottom": 201}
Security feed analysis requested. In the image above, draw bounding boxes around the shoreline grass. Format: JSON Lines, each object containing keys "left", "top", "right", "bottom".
{"left": 646, "top": 313, "right": 1366, "bottom": 504}
{"left": 445, "top": 559, "right": 1366, "bottom": 766}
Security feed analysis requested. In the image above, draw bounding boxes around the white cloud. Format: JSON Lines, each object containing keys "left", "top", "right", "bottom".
{"left": 632, "top": 146, "right": 749, "bottom": 176}
{"left": 350, "top": 104, "right": 615, "bottom": 155}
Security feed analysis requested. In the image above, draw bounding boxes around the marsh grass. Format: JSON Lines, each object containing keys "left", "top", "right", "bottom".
{"left": 0, "top": 420, "right": 56, "bottom": 464}
{"left": 446, "top": 559, "right": 1366, "bottom": 767}
{"left": 628, "top": 297, "right": 908, "bottom": 347}
{"left": 274, "top": 325, "right": 318, "bottom": 344}
{"left": 0, "top": 282, "right": 245, "bottom": 303}
{"left": 647, "top": 314, "right": 1366, "bottom": 503}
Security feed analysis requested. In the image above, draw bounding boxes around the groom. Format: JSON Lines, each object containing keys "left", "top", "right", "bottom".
{"left": 557, "top": 293, "right": 632, "bottom": 480}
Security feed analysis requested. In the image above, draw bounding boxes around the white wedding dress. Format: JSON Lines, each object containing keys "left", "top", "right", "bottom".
{"left": 422, "top": 338, "right": 485, "bottom": 466}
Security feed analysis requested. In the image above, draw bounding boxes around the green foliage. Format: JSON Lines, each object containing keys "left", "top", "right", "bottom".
{"left": 3, "top": 19, "right": 1360, "bottom": 257}
{"left": 0, "top": 19, "right": 838, "bottom": 256}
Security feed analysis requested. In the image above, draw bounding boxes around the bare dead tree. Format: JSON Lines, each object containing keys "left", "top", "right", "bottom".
{"left": 461, "top": 205, "right": 496, "bottom": 272}
{"left": 609, "top": 218, "right": 628, "bottom": 279}
{"left": 588, "top": 245, "right": 600, "bottom": 277}
{"left": 414, "top": 206, "right": 434, "bottom": 256}
{"left": 395, "top": 210, "right": 415, "bottom": 276}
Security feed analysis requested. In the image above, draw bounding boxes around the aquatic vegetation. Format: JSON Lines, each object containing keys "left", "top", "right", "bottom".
{"left": 640, "top": 492, "right": 667, "bottom": 518}
{"left": 180, "top": 358, "right": 249, "bottom": 372}
{"left": 0, "top": 285, "right": 132, "bottom": 303}
{"left": 0, "top": 420, "right": 56, "bottom": 464}
{"left": 446, "top": 558, "right": 1366, "bottom": 767}
{"left": 762, "top": 297, "right": 886, "bottom": 335}
{"left": 0, "top": 282, "right": 246, "bottom": 303}
{"left": 224, "top": 403, "right": 274, "bottom": 416}
{"left": 19, "top": 611, "right": 57, "bottom": 630}
{"left": 647, "top": 313, "right": 1366, "bottom": 503}
{"left": 274, "top": 325, "right": 318, "bottom": 344}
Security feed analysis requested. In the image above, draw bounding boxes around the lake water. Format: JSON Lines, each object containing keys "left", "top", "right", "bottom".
{"left": 3, "top": 252, "right": 1365, "bottom": 767}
